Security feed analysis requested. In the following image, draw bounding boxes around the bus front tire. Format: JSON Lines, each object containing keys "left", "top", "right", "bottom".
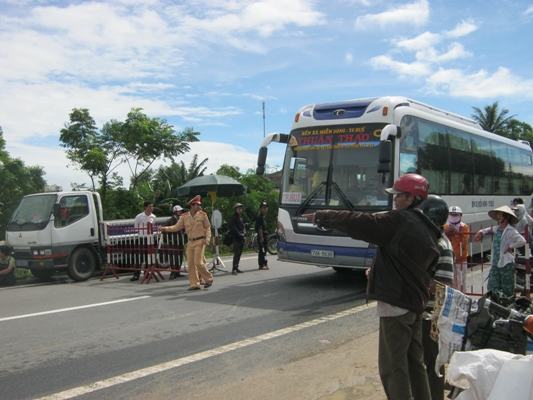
{"left": 266, "top": 235, "right": 278, "bottom": 255}
{"left": 68, "top": 247, "right": 96, "bottom": 281}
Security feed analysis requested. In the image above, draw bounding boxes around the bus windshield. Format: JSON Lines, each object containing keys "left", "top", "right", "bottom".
{"left": 280, "top": 123, "right": 389, "bottom": 210}
{"left": 7, "top": 194, "right": 57, "bottom": 231}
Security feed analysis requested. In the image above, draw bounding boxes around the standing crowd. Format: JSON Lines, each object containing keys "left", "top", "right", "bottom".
{"left": 309, "top": 173, "right": 532, "bottom": 400}
{"left": 158, "top": 196, "right": 271, "bottom": 290}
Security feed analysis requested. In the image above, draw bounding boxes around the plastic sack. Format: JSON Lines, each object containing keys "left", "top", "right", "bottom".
{"left": 447, "top": 349, "right": 533, "bottom": 400}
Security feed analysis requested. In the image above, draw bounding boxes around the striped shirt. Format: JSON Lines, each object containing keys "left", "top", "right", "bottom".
{"left": 433, "top": 234, "right": 454, "bottom": 286}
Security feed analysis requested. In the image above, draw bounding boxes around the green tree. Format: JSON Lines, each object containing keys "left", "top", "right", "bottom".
{"left": 506, "top": 119, "right": 533, "bottom": 147}
{"left": 471, "top": 102, "right": 514, "bottom": 135}
{"left": 60, "top": 108, "right": 123, "bottom": 198}
{"left": 216, "top": 164, "right": 242, "bottom": 180}
{"left": 0, "top": 127, "right": 46, "bottom": 238}
{"left": 213, "top": 166, "right": 278, "bottom": 234}
{"left": 151, "top": 154, "right": 209, "bottom": 213}
{"left": 114, "top": 108, "right": 200, "bottom": 191}
{"left": 60, "top": 109, "right": 99, "bottom": 190}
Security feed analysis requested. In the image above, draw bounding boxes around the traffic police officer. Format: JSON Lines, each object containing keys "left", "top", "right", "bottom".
{"left": 161, "top": 195, "right": 213, "bottom": 290}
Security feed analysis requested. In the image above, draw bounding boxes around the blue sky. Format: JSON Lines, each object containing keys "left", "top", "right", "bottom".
{"left": 1, "top": 0, "right": 533, "bottom": 190}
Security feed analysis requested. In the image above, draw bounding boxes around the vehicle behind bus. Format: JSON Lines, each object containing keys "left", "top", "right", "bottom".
{"left": 5, "top": 191, "right": 165, "bottom": 281}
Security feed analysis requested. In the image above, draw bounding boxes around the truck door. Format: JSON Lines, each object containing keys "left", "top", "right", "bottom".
{"left": 51, "top": 194, "right": 97, "bottom": 256}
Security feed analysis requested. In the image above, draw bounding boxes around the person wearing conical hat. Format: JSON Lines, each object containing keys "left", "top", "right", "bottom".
{"left": 161, "top": 195, "right": 213, "bottom": 290}
{"left": 474, "top": 205, "right": 526, "bottom": 297}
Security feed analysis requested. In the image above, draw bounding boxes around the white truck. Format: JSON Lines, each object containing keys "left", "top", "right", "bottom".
{"left": 5, "top": 191, "right": 167, "bottom": 281}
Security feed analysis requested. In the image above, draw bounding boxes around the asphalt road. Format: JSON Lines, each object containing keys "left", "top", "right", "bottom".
{"left": 0, "top": 255, "right": 377, "bottom": 400}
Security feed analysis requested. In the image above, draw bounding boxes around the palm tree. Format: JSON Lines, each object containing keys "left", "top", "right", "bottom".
{"left": 151, "top": 155, "right": 209, "bottom": 208}
{"left": 471, "top": 102, "right": 514, "bottom": 136}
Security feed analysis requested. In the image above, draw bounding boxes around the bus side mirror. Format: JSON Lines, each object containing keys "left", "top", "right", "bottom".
{"left": 378, "top": 141, "right": 392, "bottom": 173}
{"left": 256, "top": 147, "right": 268, "bottom": 176}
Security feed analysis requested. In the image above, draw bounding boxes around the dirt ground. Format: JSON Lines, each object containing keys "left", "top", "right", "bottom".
{"left": 189, "top": 330, "right": 386, "bottom": 400}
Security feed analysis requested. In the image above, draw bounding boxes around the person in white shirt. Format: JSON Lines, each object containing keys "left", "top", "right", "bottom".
{"left": 131, "top": 201, "right": 156, "bottom": 281}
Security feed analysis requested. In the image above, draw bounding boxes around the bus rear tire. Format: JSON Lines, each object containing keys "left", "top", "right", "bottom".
{"left": 68, "top": 247, "right": 96, "bottom": 281}
{"left": 30, "top": 268, "right": 54, "bottom": 281}
{"left": 332, "top": 267, "right": 352, "bottom": 274}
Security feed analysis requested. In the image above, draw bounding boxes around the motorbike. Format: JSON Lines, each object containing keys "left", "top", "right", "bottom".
{"left": 447, "top": 292, "right": 533, "bottom": 399}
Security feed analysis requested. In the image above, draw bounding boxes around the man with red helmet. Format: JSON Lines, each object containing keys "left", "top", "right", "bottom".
{"left": 308, "top": 173, "right": 441, "bottom": 400}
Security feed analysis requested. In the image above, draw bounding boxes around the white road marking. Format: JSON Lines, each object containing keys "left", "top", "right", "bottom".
{"left": 36, "top": 302, "right": 376, "bottom": 400}
{"left": 0, "top": 296, "right": 151, "bottom": 322}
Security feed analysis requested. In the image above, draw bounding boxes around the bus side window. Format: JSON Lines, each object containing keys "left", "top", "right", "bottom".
{"left": 399, "top": 115, "right": 419, "bottom": 175}
{"left": 471, "top": 136, "right": 493, "bottom": 194}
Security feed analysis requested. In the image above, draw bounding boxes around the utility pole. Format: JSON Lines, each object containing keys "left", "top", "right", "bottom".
{"left": 262, "top": 101, "right": 266, "bottom": 138}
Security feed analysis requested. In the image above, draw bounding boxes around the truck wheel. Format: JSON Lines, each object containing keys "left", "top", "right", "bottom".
{"left": 30, "top": 269, "right": 54, "bottom": 281}
{"left": 68, "top": 247, "right": 96, "bottom": 281}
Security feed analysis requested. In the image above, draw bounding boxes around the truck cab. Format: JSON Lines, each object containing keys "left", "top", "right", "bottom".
{"left": 6, "top": 191, "right": 104, "bottom": 281}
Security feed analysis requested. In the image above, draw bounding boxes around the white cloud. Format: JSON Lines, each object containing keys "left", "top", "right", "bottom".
{"left": 355, "top": 0, "right": 429, "bottom": 30}
{"left": 0, "top": 0, "right": 323, "bottom": 146}
{"left": 445, "top": 19, "right": 478, "bottom": 38}
{"left": 0, "top": 81, "right": 241, "bottom": 142}
{"left": 184, "top": 141, "right": 259, "bottom": 174}
{"left": 426, "top": 67, "right": 533, "bottom": 98}
{"left": 0, "top": 0, "right": 324, "bottom": 86}
{"left": 7, "top": 143, "right": 90, "bottom": 190}
{"left": 7, "top": 139, "right": 261, "bottom": 190}
{"left": 415, "top": 42, "right": 470, "bottom": 63}
{"left": 369, "top": 55, "right": 431, "bottom": 77}
{"left": 396, "top": 31, "right": 441, "bottom": 51}
{"left": 179, "top": 0, "right": 324, "bottom": 39}
{"left": 525, "top": 5, "right": 533, "bottom": 15}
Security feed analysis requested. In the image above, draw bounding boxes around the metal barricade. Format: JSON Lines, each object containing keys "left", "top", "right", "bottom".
{"left": 100, "top": 222, "right": 185, "bottom": 283}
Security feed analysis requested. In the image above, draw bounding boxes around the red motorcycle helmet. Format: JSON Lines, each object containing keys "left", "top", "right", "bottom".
{"left": 385, "top": 173, "right": 429, "bottom": 200}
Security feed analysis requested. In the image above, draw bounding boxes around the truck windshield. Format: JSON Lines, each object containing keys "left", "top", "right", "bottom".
{"left": 280, "top": 123, "right": 389, "bottom": 210}
{"left": 7, "top": 194, "right": 57, "bottom": 231}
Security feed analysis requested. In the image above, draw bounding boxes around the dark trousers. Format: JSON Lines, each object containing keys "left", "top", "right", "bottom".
{"left": 258, "top": 241, "right": 267, "bottom": 268}
{"left": 422, "top": 317, "right": 444, "bottom": 400}
{"left": 232, "top": 239, "right": 244, "bottom": 270}
{"left": 379, "top": 311, "right": 431, "bottom": 400}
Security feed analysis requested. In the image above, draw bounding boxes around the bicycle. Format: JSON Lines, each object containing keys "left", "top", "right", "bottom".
{"left": 245, "top": 231, "right": 277, "bottom": 255}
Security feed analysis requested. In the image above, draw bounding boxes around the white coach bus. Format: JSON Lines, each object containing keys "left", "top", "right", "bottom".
{"left": 256, "top": 96, "right": 533, "bottom": 272}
